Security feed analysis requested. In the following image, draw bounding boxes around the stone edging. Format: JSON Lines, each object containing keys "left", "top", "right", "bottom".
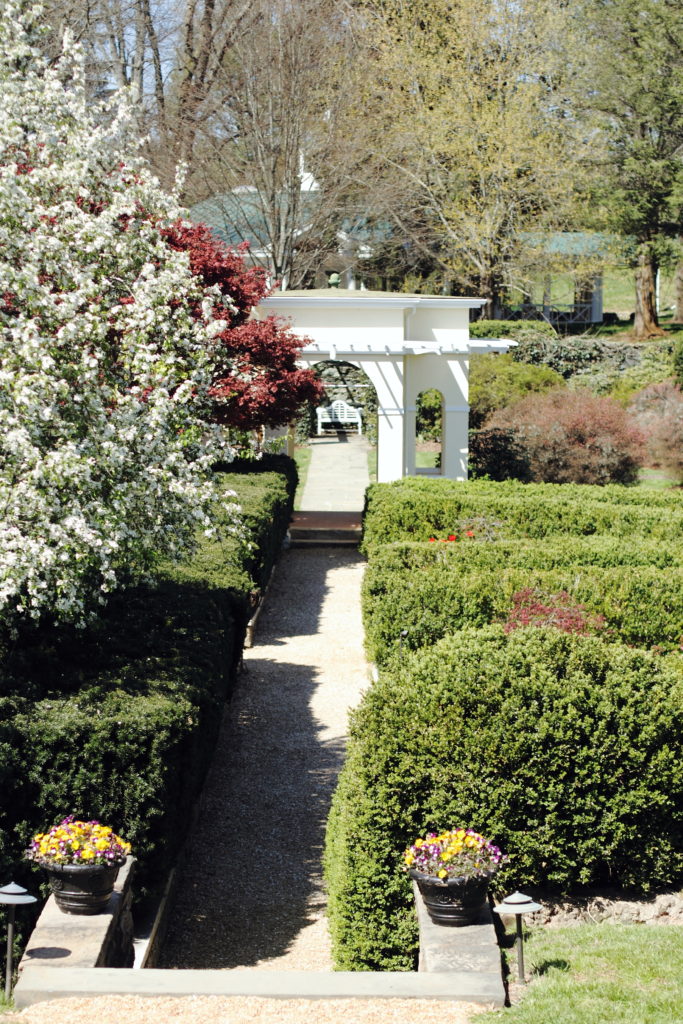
{"left": 13, "top": 967, "right": 503, "bottom": 1008}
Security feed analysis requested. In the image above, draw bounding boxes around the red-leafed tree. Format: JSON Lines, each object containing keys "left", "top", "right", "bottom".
{"left": 163, "top": 221, "right": 323, "bottom": 430}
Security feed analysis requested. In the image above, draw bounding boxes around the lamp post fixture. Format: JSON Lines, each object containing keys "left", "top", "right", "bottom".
{"left": 0, "top": 882, "right": 37, "bottom": 1000}
{"left": 493, "top": 891, "right": 542, "bottom": 984}
{"left": 399, "top": 629, "right": 408, "bottom": 657}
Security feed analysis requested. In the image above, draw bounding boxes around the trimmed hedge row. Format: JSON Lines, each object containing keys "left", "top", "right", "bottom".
{"left": 368, "top": 536, "right": 683, "bottom": 575}
{"left": 0, "top": 459, "right": 296, "bottom": 898}
{"left": 361, "top": 479, "right": 683, "bottom": 551}
{"left": 446, "top": 476, "right": 683, "bottom": 510}
{"left": 324, "top": 628, "right": 683, "bottom": 970}
{"left": 363, "top": 563, "right": 683, "bottom": 664}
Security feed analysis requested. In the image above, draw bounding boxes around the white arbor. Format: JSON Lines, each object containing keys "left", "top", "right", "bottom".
{"left": 259, "top": 291, "right": 514, "bottom": 482}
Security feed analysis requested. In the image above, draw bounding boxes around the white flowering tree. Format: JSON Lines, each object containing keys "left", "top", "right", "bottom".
{"left": 0, "top": 3, "right": 236, "bottom": 626}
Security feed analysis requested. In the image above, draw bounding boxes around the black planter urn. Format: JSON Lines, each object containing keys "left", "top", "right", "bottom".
{"left": 45, "top": 861, "right": 123, "bottom": 915}
{"left": 410, "top": 868, "right": 495, "bottom": 926}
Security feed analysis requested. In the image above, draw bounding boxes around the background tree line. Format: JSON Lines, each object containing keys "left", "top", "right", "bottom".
{"left": 43, "top": 0, "right": 683, "bottom": 337}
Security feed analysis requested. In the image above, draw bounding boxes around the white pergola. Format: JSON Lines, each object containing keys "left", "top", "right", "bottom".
{"left": 258, "top": 290, "right": 515, "bottom": 483}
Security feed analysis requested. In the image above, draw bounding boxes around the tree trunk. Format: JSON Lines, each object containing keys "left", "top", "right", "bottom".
{"left": 674, "top": 249, "right": 683, "bottom": 323}
{"left": 633, "top": 247, "right": 665, "bottom": 339}
{"left": 479, "top": 268, "right": 503, "bottom": 320}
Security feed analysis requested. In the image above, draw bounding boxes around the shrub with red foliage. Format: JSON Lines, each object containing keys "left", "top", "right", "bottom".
{"left": 488, "top": 388, "right": 645, "bottom": 484}
{"left": 504, "top": 587, "right": 606, "bottom": 635}
{"left": 162, "top": 221, "right": 323, "bottom": 430}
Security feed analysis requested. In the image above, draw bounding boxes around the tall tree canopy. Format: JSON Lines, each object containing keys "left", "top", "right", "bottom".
{"left": 577, "top": 0, "right": 683, "bottom": 337}
{"left": 351, "top": 0, "right": 588, "bottom": 314}
{"left": 0, "top": 2, "right": 232, "bottom": 625}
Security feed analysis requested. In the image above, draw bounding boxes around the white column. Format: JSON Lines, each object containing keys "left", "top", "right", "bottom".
{"left": 362, "top": 356, "right": 405, "bottom": 483}
{"left": 591, "top": 274, "right": 603, "bottom": 323}
{"left": 404, "top": 403, "right": 417, "bottom": 476}
{"left": 441, "top": 407, "right": 469, "bottom": 479}
{"left": 377, "top": 407, "right": 405, "bottom": 482}
{"left": 441, "top": 356, "right": 469, "bottom": 481}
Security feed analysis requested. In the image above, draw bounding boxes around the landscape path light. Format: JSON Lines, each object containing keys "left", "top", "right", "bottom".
{"left": 493, "top": 890, "right": 543, "bottom": 984}
{"left": 0, "top": 882, "right": 37, "bottom": 1000}
{"left": 399, "top": 629, "right": 408, "bottom": 657}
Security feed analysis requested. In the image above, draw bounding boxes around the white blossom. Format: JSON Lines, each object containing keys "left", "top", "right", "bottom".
{"left": 0, "top": 3, "right": 239, "bottom": 626}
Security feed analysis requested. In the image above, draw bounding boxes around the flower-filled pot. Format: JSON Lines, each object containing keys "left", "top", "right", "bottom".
{"left": 45, "top": 861, "right": 123, "bottom": 915}
{"left": 26, "top": 816, "right": 132, "bottom": 916}
{"left": 403, "top": 827, "right": 507, "bottom": 928}
{"left": 410, "top": 867, "right": 496, "bottom": 926}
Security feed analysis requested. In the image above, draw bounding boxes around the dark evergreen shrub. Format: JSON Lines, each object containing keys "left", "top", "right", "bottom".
{"left": 468, "top": 320, "right": 558, "bottom": 343}
{"left": 509, "top": 332, "right": 606, "bottom": 376}
{"left": 0, "top": 461, "right": 296, "bottom": 897}
{"left": 469, "top": 427, "right": 532, "bottom": 480}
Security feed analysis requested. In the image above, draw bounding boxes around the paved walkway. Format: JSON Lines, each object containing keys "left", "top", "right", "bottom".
{"left": 299, "top": 434, "right": 371, "bottom": 512}
{"left": 159, "top": 548, "right": 368, "bottom": 970}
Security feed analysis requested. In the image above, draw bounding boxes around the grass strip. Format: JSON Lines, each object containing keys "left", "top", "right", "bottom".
{"left": 479, "top": 924, "right": 683, "bottom": 1024}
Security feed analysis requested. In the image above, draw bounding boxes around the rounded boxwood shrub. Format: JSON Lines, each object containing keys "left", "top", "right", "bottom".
{"left": 324, "top": 627, "right": 683, "bottom": 970}
{"left": 0, "top": 461, "right": 297, "bottom": 897}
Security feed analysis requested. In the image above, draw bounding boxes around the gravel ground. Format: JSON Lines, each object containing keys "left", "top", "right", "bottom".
{"left": 11, "top": 995, "right": 487, "bottom": 1024}
{"left": 160, "top": 548, "right": 370, "bottom": 970}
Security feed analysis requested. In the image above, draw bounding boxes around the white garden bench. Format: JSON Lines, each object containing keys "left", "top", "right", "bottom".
{"left": 316, "top": 399, "right": 363, "bottom": 435}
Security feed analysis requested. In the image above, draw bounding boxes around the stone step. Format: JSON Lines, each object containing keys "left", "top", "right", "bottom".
{"left": 14, "top": 966, "right": 504, "bottom": 1007}
{"left": 290, "top": 529, "right": 361, "bottom": 547}
{"left": 289, "top": 511, "right": 363, "bottom": 547}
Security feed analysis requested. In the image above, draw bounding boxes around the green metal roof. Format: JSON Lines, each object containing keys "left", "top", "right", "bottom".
{"left": 521, "top": 231, "right": 619, "bottom": 257}
{"left": 190, "top": 192, "right": 393, "bottom": 250}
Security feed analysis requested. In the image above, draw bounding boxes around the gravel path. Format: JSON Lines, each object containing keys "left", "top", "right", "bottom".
{"left": 160, "top": 547, "right": 369, "bottom": 970}
{"left": 13, "top": 995, "right": 486, "bottom": 1024}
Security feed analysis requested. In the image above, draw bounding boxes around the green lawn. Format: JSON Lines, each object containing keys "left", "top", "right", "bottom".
{"left": 512, "top": 266, "right": 681, "bottom": 324}
{"left": 479, "top": 925, "right": 683, "bottom": 1024}
{"left": 638, "top": 467, "right": 679, "bottom": 489}
{"left": 416, "top": 449, "right": 440, "bottom": 468}
{"left": 368, "top": 446, "right": 377, "bottom": 482}
{"left": 292, "top": 444, "right": 312, "bottom": 510}
{"left": 367, "top": 448, "right": 436, "bottom": 480}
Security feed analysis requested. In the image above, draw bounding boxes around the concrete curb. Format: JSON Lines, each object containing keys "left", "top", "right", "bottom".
{"left": 13, "top": 966, "right": 504, "bottom": 1007}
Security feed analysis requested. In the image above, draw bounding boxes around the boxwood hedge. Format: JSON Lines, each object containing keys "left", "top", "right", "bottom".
{"left": 324, "top": 628, "right": 683, "bottom": 970}
{"left": 368, "top": 536, "right": 683, "bottom": 576}
{"left": 361, "top": 479, "right": 683, "bottom": 552}
{"left": 363, "top": 562, "right": 683, "bottom": 664}
{"left": 444, "top": 476, "right": 683, "bottom": 510}
{"left": 0, "top": 459, "right": 296, "bottom": 898}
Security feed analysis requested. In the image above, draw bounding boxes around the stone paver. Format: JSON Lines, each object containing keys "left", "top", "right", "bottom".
{"left": 299, "top": 434, "right": 371, "bottom": 512}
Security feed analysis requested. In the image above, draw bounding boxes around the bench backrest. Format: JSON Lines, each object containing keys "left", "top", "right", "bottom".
{"left": 318, "top": 400, "right": 361, "bottom": 421}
